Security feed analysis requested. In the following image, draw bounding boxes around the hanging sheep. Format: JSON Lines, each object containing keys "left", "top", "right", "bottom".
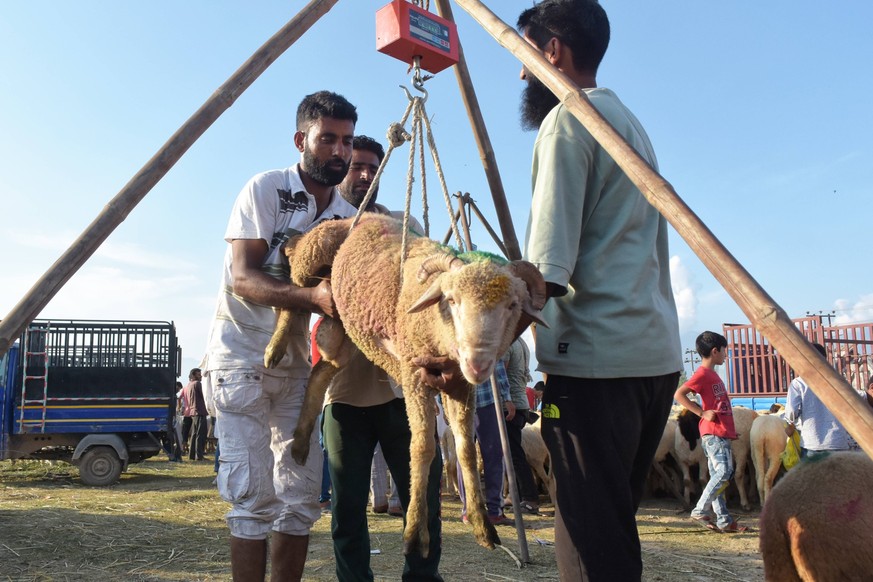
{"left": 264, "top": 214, "right": 547, "bottom": 557}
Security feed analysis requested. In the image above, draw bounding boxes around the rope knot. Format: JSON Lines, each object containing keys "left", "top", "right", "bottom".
{"left": 387, "top": 122, "right": 411, "bottom": 148}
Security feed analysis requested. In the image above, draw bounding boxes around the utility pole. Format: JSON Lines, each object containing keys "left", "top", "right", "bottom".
{"left": 684, "top": 348, "right": 701, "bottom": 372}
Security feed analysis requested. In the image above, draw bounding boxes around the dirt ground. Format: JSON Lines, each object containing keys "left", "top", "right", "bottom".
{"left": 0, "top": 458, "right": 764, "bottom": 581}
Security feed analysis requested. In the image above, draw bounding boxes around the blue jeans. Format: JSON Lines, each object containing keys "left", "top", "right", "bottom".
{"left": 691, "top": 434, "right": 735, "bottom": 529}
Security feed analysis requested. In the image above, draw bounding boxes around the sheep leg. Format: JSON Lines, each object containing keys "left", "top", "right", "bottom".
{"left": 763, "top": 454, "right": 782, "bottom": 506}
{"left": 679, "top": 462, "right": 694, "bottom": 505}
{"left": 289, "top": 317, "right": 355, "bottom": 464}
{"left": 734, "top": 455, "right": 751, "bottom": 511}
{"left": 400, "top": 380, "right": 437, "bottom": 558}
{"left": 264, "top": 308, "right": 294, "bottom": 369}
{"left": 290, "top": 359, "right": 340, "bottom": 465}
{"left": 444, "top": 388, "right": 500, "bottom": 551}
{"left": 752, "top": 441, "right": 766, "bottom": 507}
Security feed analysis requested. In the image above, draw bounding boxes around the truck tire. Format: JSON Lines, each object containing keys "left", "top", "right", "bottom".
{"left": 78, "top": 446, "right": 123, "bottom": 486}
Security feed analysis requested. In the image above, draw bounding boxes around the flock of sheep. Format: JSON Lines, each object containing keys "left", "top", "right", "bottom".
{"left": 266, "top": 214, "right": 871, "bottom": 581}
{"left": 651, "top": 405, "right": 872, "bottom": 580}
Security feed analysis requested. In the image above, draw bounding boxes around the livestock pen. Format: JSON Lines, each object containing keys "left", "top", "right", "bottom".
{"left": 723, "top": 315, "right": 873, "bottom": 410}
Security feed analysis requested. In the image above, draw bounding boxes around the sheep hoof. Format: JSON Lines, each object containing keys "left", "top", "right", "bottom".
{"left": 402, "top": 531, "right": 429, "bottom": 558}
{"left": 290, "top": 441, "right": 310, "bottom": 466}
{"left": 472, "top": 521, "right": 500, "bottom": 550}
{"left": 264, "top": 342, "right": 285, "bottom": 369}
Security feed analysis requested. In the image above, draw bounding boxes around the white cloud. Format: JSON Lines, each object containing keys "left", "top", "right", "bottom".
{"left": 834, "top": 293, "right": 873, "bottom": 325}
{"left": 5, "top": 228, "right": 198, "bottom": 271}
{"left": 670, "top": 255, "right": 698, "bottom": 333}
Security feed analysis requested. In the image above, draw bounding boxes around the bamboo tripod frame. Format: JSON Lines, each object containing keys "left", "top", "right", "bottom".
{"left": 1, "top": 0, "right": 870, "bottom": 463}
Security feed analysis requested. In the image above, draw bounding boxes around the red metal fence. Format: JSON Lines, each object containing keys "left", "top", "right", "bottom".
{"left": 723, "top": 316, "right": 873, "bottom": 396}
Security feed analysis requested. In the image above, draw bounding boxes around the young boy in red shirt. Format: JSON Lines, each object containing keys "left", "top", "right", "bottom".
{"left": 674, "top": 331, "right": 748, "bottom": 533}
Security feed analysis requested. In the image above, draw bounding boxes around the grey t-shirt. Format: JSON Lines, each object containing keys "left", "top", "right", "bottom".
{"left": 524, "top": 88, "right": 682, "bottom": 378}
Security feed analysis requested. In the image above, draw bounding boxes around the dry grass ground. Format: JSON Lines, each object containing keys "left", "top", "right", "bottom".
{"left": 0, "top": 458, "right": 764, "bottom": 581}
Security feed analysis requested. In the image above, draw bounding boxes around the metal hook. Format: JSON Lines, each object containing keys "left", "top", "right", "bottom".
{"left": 410, "top": 56, "right": 429, "bottom": 103}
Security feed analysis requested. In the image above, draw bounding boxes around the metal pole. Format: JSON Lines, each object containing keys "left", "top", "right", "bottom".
{"left": 489, "top": 371, "right": 531, "bottom": 564}
{"left": 0, "top": 0, "right": 340, "bottom": 356}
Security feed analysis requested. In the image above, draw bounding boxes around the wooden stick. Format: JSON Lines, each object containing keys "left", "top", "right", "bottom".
{"left": 457, "top": 193, "right": 474, "bottom": 252}
{"left": 433, "top": 0, "right": 521, "bottom": 261}
{"left": 454, "top": 0, "right": 873, "bottom": 457}
{"left": 0, "top": 0, "right": 339, "bottom": 355}
{"left": 467, "top": 196, "right": 509, "bottom": 258}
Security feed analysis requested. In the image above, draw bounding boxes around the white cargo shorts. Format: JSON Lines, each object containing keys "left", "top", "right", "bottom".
{"left": 211, "top": 368, "right": 322, "bottom": 539}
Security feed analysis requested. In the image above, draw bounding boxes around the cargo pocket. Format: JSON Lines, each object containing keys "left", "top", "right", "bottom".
{"left": 217, "top": 447, "right": 253, "bottom": 504}
{"left": 212, "top": 369, "right": 263, "bottom": 414}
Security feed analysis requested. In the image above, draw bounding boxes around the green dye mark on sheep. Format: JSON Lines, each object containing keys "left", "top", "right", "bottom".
{"left": 458, "top": 250, "right": 508, "bottom": 265}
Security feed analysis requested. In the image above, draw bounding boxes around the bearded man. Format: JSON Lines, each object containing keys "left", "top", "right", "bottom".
{"left": 516, "top": 2, "right": 682, "bottom": 581}
{"left": 204, "top": 91, "right": 358, "bottom": 581}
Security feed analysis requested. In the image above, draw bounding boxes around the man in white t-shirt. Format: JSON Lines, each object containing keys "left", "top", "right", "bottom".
{"left": 204, "top": 90, "right": 358, "bottom": 581}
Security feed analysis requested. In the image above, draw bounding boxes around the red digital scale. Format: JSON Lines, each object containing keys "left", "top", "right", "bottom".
{"left": 375, "top": 0, "right": 460, "bottom": 74}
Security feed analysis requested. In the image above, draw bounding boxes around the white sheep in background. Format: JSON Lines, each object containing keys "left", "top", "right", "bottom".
{"left": 730, "top": 406, "right": 759, "bottom": 511}
{"left": 750, "top": 413, "right": 789, "bottom": 507}
{"left": 265, "top": 214, "right": 546, "bottom": 557}
{"left": 521, "top": 416, "right": 553, "bottom": 505}
{"left": 439, "top": 423, "right": 459, "bottom": 497}
{"left": 648, "top": 417, "right": 688, "bottom": 508}
{"left": 759, "top": 451, "right": 873, "bottom": 581}
{"left": 674, "top": 408, "right": 709, "bottom": 505}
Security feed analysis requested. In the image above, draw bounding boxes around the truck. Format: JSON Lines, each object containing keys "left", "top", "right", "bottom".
{"left": 0, "top": 319, "right": 181, "bottom": 485}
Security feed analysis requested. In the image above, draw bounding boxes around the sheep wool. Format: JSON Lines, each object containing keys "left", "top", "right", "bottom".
{"left": 759, "top": 451, "right": 873, "bottom": 581}
{"left": 265, "top": 213, "right": 548, "bottom": 558}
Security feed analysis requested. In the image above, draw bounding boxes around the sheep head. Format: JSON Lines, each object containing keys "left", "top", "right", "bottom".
{"left": 408, "top": 251, "right": 547, "bottom": 385}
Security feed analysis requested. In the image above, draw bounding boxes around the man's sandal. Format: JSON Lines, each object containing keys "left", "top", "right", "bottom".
{"left": 722, "top": 520, "right": 750, "bottom": 533}
{"left": 691, "top": 515, "right": 722, "bottom": 533}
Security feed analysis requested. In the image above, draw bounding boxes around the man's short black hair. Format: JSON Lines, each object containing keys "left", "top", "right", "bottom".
{"left": 517, "top": 0, "right": 610, "bottom": 74}
{"left": 695, "top": 331, "right": 728, "bottom": 358}
{"left": 296, "top": 91, "right": 358, "bottom": 131}
{"left": 353, "top": 135, "right": 385, "bottom": 163}
{"left": 811, "top": 342, "right": 827, "bottom": 359}
{"left": 189, "top": 367, "right": 201, "bottom": 380}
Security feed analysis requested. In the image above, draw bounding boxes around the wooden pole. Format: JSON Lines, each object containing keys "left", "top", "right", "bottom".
{"left": 0, "top": 0, "right": 340, "bottom": 356}
{"left": 457, "top": 193, "right": 474, "bottom": 252}
{"left": 467, "top": 196, "right": 509, "bottom": 258}
{"left": 433, "top": 0, "right": 521, "bottom": 261}
{"left": 453, "top": 0, "right": 873, "bottom": 458}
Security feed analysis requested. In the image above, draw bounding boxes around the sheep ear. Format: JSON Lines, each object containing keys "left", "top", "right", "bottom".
{"left": 523, "top": 305, "right": 550, "bottom": 328}
{"left": 407, "top": 281, "right": 443, "bottom": 314}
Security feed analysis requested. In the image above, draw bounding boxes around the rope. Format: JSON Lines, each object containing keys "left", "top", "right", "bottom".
{"left": 417, "top": 111, "right": 429, "bottom": 238}
{"left": 349, "top": 99, "right": 414, "bottom": 231}
{"left": 418, "top": 99, "right": 464, "bottom": 250}
{"left": 400, "top": 99, "right": 420, "bottom": 275}
{"left": 352, "top": 56, "right": 466, "bottom": 282}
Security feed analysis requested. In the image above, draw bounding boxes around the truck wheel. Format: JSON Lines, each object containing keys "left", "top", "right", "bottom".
{"left": 78, "top": 446, "right": 123, "bottom": 486}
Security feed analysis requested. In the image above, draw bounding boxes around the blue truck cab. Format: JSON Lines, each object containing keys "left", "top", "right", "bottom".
{"left": 0, "top": 320, "right": 180, "bottom": 485}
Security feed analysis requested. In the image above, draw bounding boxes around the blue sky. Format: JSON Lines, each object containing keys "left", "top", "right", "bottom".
{"left": 2, "top": 2, "right": 871, "bottom": 380}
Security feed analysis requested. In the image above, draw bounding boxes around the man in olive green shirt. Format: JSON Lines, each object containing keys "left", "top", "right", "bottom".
{"left": 518, "top": 2, "right": 681, "bottom": 580}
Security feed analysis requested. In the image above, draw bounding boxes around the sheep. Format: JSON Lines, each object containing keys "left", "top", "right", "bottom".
{"left": 520, "top": 416, "right": 553, "bottom": 505}
{"left": 759, "top": 451, "right": 873, "bottom": 581}
{"left": 439, "top": 423, "right": 459, "bottom": 497}
{"left": 264, "top": 214, "right": 547, "bottom": 557}
{"left": 674, "top": 408, "right": 709, "bottom": 505}
{"left": 731, "top": 406, "right": 759, "bottom": 511}
{"left": 750, "top": 413, "right": 789, "bottom": 507}
{"left": 647, "top": 418, "right": 688, "bottom": 507}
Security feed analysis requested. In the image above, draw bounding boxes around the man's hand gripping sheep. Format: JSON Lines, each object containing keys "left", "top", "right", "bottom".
{"left": 264, "top": 214, "right": 547, "bottom": 557}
